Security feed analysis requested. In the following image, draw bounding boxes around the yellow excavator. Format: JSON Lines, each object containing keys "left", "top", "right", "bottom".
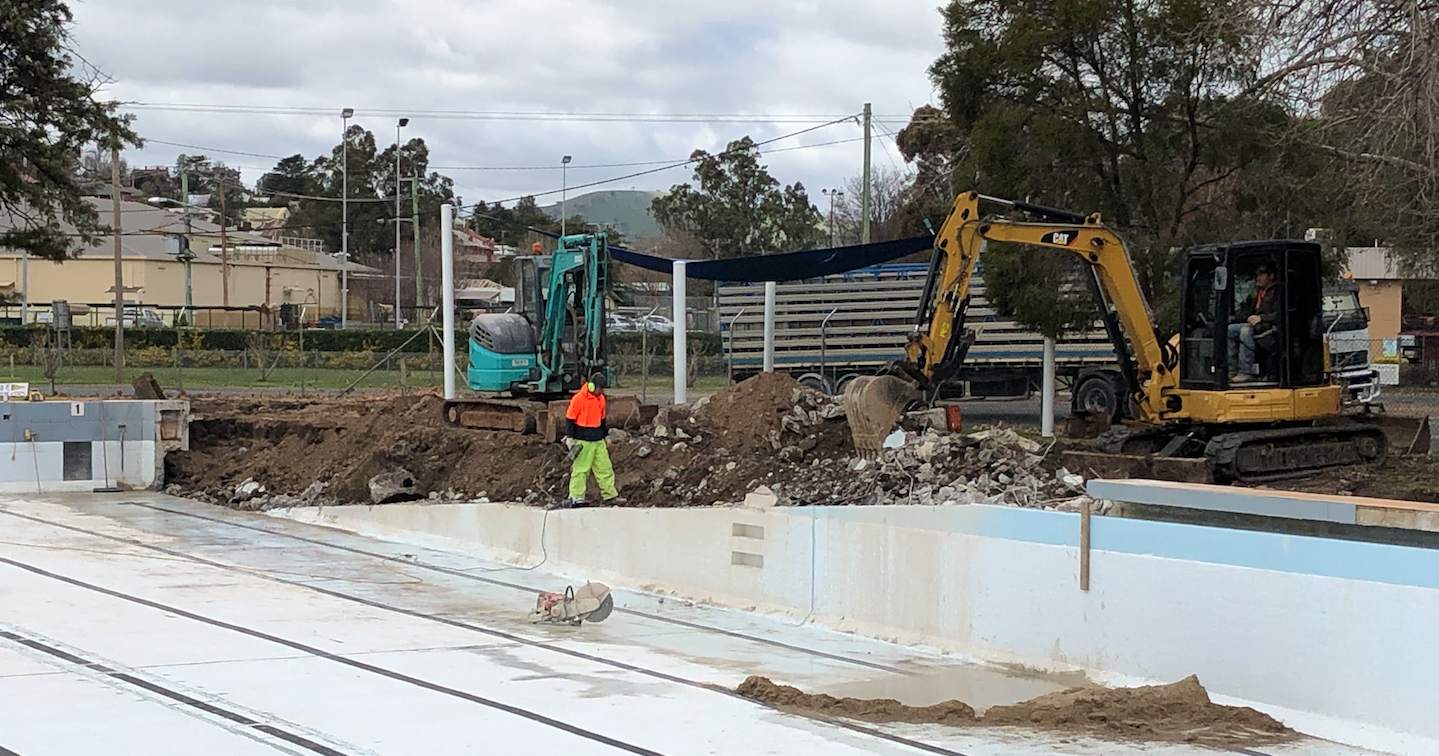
{"left": 843, "top": 190, "right": 1390, "bottom": 482}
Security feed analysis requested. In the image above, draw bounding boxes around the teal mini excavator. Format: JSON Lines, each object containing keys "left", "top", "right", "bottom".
{"left": 443, "top": 232, "right": 613, "bottom": 432}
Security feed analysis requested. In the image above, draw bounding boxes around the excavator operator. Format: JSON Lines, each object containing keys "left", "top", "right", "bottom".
{"left": 1228, "top": 260, "right": 1282, "bottom": 384}
{"left": 556, "top": 372, "right": 625, "bottom": 509}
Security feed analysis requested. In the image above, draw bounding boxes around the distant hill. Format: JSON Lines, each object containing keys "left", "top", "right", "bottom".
{"left": 541, "top": 190, "right": 663, "bottom": 244}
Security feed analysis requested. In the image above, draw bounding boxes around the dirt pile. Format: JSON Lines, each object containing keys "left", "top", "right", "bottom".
{"left": 167, "top": 374, "right": 1089, "bottom": 510}
{"left": 737, "top": 675, "right": 1293, "bottom": 747}
{"left": 735, "top": 676, "right": 976, "bottom": 726}
{"left": 168, "top": 393, "right": 571, "bottom": 509}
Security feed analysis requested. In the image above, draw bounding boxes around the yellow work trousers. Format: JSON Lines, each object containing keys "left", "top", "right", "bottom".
{"left": 569, "top": 439, "right": 618, "bottom": 500}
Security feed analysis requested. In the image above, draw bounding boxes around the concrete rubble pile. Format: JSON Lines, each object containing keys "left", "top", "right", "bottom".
{"left": 555, "top": 377, "right": 1102, "bottom": 512}
{"left": 774, "top": 426, "right": 1103, "bottom": 512}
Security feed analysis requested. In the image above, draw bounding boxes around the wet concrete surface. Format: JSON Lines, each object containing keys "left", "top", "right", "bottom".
{"left": 0, "top": 492, "right": 1398, "bottom": 756}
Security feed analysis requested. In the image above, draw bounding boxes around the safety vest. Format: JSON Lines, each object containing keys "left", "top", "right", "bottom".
{"left": 566, "top": 386, "right": 606, "bottom": 429}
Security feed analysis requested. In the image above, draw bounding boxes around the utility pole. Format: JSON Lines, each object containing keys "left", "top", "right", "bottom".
{"left": 179, "top": 167, "right": 194, "bottom": 325}
{"left": 111, "top": 147, "right": 125, "bottom": 382}
{"left": 341, "top": 107, "right": 353, "bottom": 329}
{"left": 395, "top": 118, "right": 408, "bottom": 328}
{"left": 861, "top": 102, "right": 872, "bottom": 244}
{"left": 411, "top": 173, "right": 422, "bottom": 313}
{"left": 218, "top": 176, "right": 230, "bottom": 307}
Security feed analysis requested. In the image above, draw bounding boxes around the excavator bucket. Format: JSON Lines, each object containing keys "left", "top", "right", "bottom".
{"left": 843, "top": 375, "right": 918, "bottom": 453}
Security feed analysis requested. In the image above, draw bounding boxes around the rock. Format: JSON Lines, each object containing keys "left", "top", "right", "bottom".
{"left": 1054, "top": 467, "right": 1085, "bottom": 490}
{"left": 234, "top": 479, "right": 262, "bottom": 501}
{"left": 744, "top": 486, "right": 778, "bottom": 509}
{"left": 821, "top": 403, "right": 845, "bottom": 419}
{"left": 998, "top": 473, "right": 1012, "bottom": 485}
{"left": 653, "top": 426, "right": 670, "bottom": 438}
{"left": 935, "top": 485, "right": 958, "bottom": 502}
{"left": 368, "top": 467, "right": 421, "bottom": 504}
{"left": 882, "top": 429, "right": 907, "bottom": 449}
{"left": 674, "top": 427, "right": 690, "bottom": 440}
{"left": 670, "top": 442, "right": 689, "bottom": 453}
{"left": 779, "top": 446, "right": 803, "bottom": 462}
{"left": 635, "top": 445, "right": 653, "bottom": 459}
{"left": 692, "top": 395, "right": 711, "bottom": 410}
{"left": 608, "top": 427, "right": 630, "bottom": 442}
{"left": 850, "top": 457, "right": 869, "bottom": 472}
{"left": 725, "top": 461, "right": 737, "bottom": 472}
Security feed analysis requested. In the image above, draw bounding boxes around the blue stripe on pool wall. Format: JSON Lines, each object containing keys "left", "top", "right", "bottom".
{"left": 785, "top": 503, "right": 1439, "bottom": 591}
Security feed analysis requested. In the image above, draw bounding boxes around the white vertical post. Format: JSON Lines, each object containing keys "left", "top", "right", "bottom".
{"left": 763, "top": 280, "right": 776, "bottom": 372}
{"left": 672, "top": 260, "right": 687, "bottom": 404}
{"left": 441, "top": 203, "right": 457, "bottom": 400}
{"left": 19, "top": 250, "right": 28, "bottom": 323}
{"left": 1041, "top": 336, "right": 1056, "bottom": 438}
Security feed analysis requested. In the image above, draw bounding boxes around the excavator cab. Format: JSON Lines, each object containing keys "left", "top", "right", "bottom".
{"left": 1180, "top": 241, "right": 1326, "bottom": 392}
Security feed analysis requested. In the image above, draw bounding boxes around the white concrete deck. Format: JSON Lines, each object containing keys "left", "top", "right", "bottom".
{"left": 0, "top": 493, "right": 1391, "bottom": 756}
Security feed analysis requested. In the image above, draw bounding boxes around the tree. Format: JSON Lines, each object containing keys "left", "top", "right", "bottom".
{"left": 832, "top": 166, "right": 916, "bottom": 245}
{"left": 651, "top": 136, "right": 824, "bottom": 258}
{"left": 0, "top": 0, "right": 139, "bottom": 260}
{"left": 918, "top": 0, "right": 1338, "bottom": 334}
{"left": 258, "top": 155, "right": 312, "bottom": 203}
{"left": 283, "top": 127, "right": 455, "bottom": 257}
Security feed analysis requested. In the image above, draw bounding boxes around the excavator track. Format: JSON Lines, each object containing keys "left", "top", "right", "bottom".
{"left": 442, "top": 399, "right": 546, "bottom": 433}
{"left": 1204, "top": 424, "right": 1388, "bottom": 483}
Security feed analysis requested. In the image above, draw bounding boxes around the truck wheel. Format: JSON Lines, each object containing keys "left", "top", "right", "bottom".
{"left": 797, "top": 373, "right": 831, "bottom": 394}
{"left": 834, "top": 373, "right": 863, "bottom": 395}
{"left": 1072, "top": 374, "right": 1119, "bottom": 420}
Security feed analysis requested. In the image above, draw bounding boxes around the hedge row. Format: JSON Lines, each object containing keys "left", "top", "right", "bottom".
{"left": 0, "top": 325, "right": 723, "bottom": 357}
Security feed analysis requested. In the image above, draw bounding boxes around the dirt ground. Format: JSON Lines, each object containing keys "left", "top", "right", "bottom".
{"left": 167, "top": 373, "right": 1439, "bottom": 509}
{"left": 736, "top": 675, "right": 1293, "bottom": 748}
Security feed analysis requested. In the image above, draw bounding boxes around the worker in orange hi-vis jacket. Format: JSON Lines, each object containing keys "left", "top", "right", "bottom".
{"left": 555, "top": 371, "right": 625, "bottom": 509}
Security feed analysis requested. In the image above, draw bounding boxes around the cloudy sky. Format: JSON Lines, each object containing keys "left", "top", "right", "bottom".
{"left": 70, "top": 0, "right": 946, "bottom": 208}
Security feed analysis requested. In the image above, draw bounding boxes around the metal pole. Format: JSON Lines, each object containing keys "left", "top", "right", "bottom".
{"left": 861, "top": 102, "right": 872, "bottom": 245}
{"left": 821, "top": 307, "right": 837, "bottom": 393}
{"left": 561, "top": 155, "right": 572, "bottom": 238}
{"left": 341, "top": 109, "right": 351, "bottom": 329}
{"left": 412, "top": 174, "right": 422, "bottom": 313}
{"left": 672, "top": 260, "right": 687, "bottom": 404}
{"left": 218, "top": 177, "right": 229, "bottom": 308}
{"left": 111, "top": 146, "right": 124, "bottom": 382}
{"left": 394, "top": 119, "right": 406, "bottom": 329}
{"left": 762, "top": 280, "right": 776, "bottom": 372}
{"left": 1042, "top": 336, "right": 1056, "bottom": 438}
{"left": 726, "top": 306, "right": 747, "bottom": 385}
{"left": 180, "top": 168, "right": 192, "bottom": 323}
{"left": 441, "top": 203, "right": 456, "bottom": 399}
{"left": 20, "top": 250, "right": 27, "bottom": 324}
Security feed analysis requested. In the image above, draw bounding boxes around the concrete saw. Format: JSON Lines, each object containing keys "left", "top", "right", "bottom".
{"left": 532, "top": 582, "right": 614, "bottom": 625}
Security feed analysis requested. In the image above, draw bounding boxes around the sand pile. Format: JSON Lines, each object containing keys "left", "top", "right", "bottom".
{"left": 737, "top": 675, "right": 1293, "bottom": 747}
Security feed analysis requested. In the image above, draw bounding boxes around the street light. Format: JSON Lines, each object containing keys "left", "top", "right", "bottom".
{"left": 822, "top": 188, "right": 845, "bottom": 248}
{"left": 561, "top": 155, "right": 572, "bottom": 238}
{"left": 395, "top": 117, "right": 409, "bottom": 328}
{"left": 341, "top": 107, "right": 353, "bottom": 329}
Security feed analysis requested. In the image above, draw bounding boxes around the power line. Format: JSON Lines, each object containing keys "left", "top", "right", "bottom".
{"left": 461, "top": 115, "right": 857, "bottom": 210}
{"left": 434, "top": 136, "right": 867, "bottom": 172}
{"left": 124, "top": 102, "right": 865, "bottom": 124}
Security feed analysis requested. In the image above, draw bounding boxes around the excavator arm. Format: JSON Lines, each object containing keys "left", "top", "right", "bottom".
{"left": 845, "top": 191, "right": 1179, "bottom": 450}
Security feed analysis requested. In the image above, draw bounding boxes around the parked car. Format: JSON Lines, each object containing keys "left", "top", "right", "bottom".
{"left": 104, "top": 308, "right": 166, "bottom": 328}
{"left": 641, "top": 314, "right": 675, "bottom": 333}
{"left": 606, "top": 313, "right": 640, "bottom": 333}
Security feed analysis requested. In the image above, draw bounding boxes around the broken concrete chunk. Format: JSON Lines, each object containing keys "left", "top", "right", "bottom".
{"left": 744, "top": 485, "right": 778, "bottom": 509}
{"left": 368, "top": 467, "right": 422, "bottom": 504}
{"left": 635, "top": 445, "right": 653, "bottom": 459}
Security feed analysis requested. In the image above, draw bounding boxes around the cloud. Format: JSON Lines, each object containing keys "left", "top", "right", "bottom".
{"left": 69, "top": 0, "right": 946, "bottom": 204}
